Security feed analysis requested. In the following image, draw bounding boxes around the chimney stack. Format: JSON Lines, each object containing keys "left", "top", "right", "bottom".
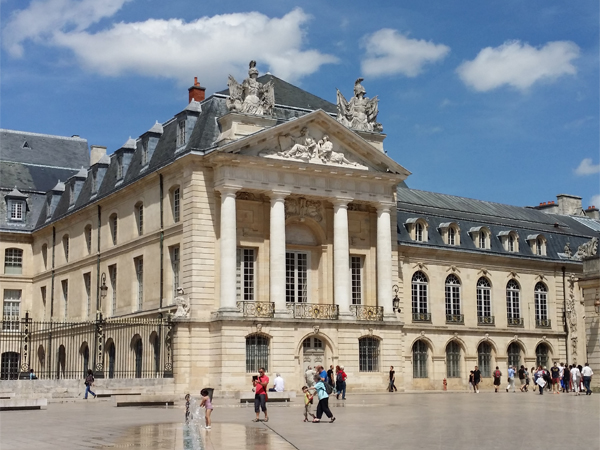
{"left": 90, "top": 145, "right": 107, "bottom": 166}
{"left": 188, "top": 77, "right": 206, "bottom": 103}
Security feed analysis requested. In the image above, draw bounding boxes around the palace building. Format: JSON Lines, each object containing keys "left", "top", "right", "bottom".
{"left": 1, "top": 67, "right": 598, "bottom": 395}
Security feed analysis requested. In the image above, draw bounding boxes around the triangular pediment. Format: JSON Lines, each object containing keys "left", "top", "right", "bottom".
{"left": 216, "top": 110, "right": 411, "bottom": 178}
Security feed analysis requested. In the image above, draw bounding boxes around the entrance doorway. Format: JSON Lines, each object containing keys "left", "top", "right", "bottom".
{"left": 302, "top": 337, "right": 324, "bottom": 369}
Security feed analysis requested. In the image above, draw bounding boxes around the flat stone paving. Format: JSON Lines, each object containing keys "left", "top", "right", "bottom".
{"left": 0, "top": 392, "right": 598, "bottom": 450}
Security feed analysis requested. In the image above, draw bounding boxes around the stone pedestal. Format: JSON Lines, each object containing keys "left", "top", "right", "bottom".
{"left": 216, "top": 113, "right": 278, "bottom": 146}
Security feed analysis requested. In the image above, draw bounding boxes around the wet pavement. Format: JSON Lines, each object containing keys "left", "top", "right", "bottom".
{"left": 0, "top": 392, "right": 598, "bottom": 450}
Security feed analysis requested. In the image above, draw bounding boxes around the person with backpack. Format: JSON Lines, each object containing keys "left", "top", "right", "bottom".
{"left": 84, "top": 369, "right": 97, "bottom": 399}
{"left": 493, "top": 366, "right": 502, "bottom": 392}
{"left": 309, "top": 374, "right": 335, "bottom": 423}
{"left": 336, "top": 365, "right": 347, "bottom": 400}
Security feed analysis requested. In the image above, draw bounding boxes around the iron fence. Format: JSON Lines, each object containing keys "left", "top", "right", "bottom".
{"left": 350, "top": 305, "right": 384, "bottom": 321}
{"left": 286, "top": 303, "right": 339, "bottom": 319}
{"left": 0, "top": 313, "right": 174, "bottom": 380}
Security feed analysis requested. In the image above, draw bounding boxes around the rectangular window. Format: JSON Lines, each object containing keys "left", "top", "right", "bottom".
{"left": 478, "top": 233, "right": 486, "bottom": 249}
{"left": 61, "top": 280, "right": 68, "bottom": 318}
{"left": 171, "top": 246, "right": 180, "bottom": 298}
{"left": 359, "top": 337, "right": 380, "bottom": 372}
{"left": 350, "top": 256, "right": 363, "bottom": 305}
{"left": 477, "top": 287, "right": 491, "bottom": 317}
{"left": 135, "top": 257, "right": 143, "bottom": 311}
{"left": 83, "top": 272, "right": 91, "bottom": 317}
{"left": 63, "top": 236, "right": 69, "bottom": 262}
{"left": 177, "top": 121, "right": 186, "bottom": 147}
{"left": 448, "top": 227, "right": 455, "bottom": 246}
{"left": 9, "top": 201, "right": 24, "bottom": 221}
{"left": 173, "top": 188, "right": 180, "bottom": 223}
{"left": 85, "top": 226, "right": 92, "bottom": 254}
{"left": 236, "top": 248, "right": 256, "bottom": 301}
{"left": 2, "top": 290, "right": 21, "bottom": 331}
{"left": 69, "top": 184, "right": 75, "bottom": 206}
{"left": 109, "top": 264, "right": 117, "bottom": 316}
{"left": 137, "top": 205, "right": 144, "bottom": 236}
{"left": 286, "top": 251, "right": 308, "bottom": 303}
{"left": 4, "top": 248, "right": 23, "bottom": 275}
{"left": 110, "top": 215, "right": 118, "bottom": 245}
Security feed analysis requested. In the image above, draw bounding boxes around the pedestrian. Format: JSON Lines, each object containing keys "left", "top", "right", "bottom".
{"left": 581, "top": 363, "right": 593, "bottom": 395}
{"left": 577, "top": 365, "right": 584, "bottom": 392}
{"left": 317, "top": 365, "right": 328, "bottom": 383}
{"left": 309, "top": 374, "right": 335, "bottom": 423}
{"left": 518, "top": 365, "right": 526, "bottom": 392}
{"left": 29, "top": 368, "right": 37, "bottom": 380}
{"left": 84, "top": 369, "right": 96, "bottom": 399}
{"left": 468, "top": 370, "right": 474, "bottom": 392}
{"left": 523, "top": 367, "right": 529, "bottom": 392}
{"left": 305, "top": 366, "right": 315, "bottom": 387}
{"left": 336, "top": 365, "right": 347, "bottom": 400}
{"left": 200, "top": 389, "right": 213, "bottom": 429}
{"left": 327, "top": 365, "right": 335, "bottom": 392}
{"left": 269, "top": 373, "right": 284, "bottom": 392}
{"left": 559, "top": 363, "right": 565, "bottom": 391}
{"left": 389, "top": 366, "right": 398, "bottom": 392}
{"left": 563, "top": 364, "right": 571, "bottom": 393}
{"left": 535, "top": 366, "right": 546, "bottom": 395}
{"left": 530, "top": 367, "right": 537, "bottom": 393}
{"left": 506, "top": 366, "right": 516, "bottom": 392}
{"left": 473, "top": 366, "right": 481, "bottom": 393}
{"left": 252, "top": 367, "right": 269, "bottom": 422}
{"left": 493, "top": 366, "right": 502, "bottom": 393}
{"left": 543, "top": 367, "right": 552, "bottom": 392}
{"left": 550, "top": 362, "right": 560, "bottom": 394}
{"left": 302, "top": 386, "right": 315, "bottom": 422}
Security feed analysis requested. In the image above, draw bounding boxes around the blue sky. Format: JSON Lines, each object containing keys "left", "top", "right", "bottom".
{"left": 2, "top": 0, "right": 599, "bottom": 209}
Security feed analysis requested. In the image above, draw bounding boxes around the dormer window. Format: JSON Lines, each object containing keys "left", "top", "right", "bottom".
{"left": 91, "top": 170, "right": 97, "bottom": 194}
{"left": 69, "top": 183, "right": 75, "bottom": 206}
{"left": 9, "top": 200, "right": 25, "bottom": 221}
{"left": 405, "top": 218, "right": 428, "bottom": 243}
{"left": 439, "top": 222, "right": 460, "bottom": 246}
{"left": 177, "top": 120, "right": 186, "bottom": 147}
{"left": 527, "top": 234, "right": 547, "bottom": 256}
{"left": 142, "top": 140, "right": 149, "bottom": 165}
{"left": 469, "top": 227, "right": 490, "bottom": 250}
{"left": 117, "top": 154, "right": 123, "bottom": 179}
{"left": 498, "top": 230, "right": 519, "bottom": 252}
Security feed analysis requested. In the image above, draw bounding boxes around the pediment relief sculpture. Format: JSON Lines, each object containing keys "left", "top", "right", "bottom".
{"left": 227, "top": 61, "right": 275, "bottom": 116}
{"left": 260, "top": 127, "right": 368, "bottom": 170}
{"left": 336, "top": 78, "right": 383, "bottom": 132}
{"left": 285, "top": 197, "right": 323, "bottom": 223}
{"left": 571, "top": 237, "right": 598, "bottom": 261}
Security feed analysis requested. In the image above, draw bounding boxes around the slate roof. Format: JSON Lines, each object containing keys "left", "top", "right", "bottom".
{"left": 217, "top": 74, "right": 337, "bottom": 114}
{"left": 397, "top": 187, "right": 600, "bottom": 262}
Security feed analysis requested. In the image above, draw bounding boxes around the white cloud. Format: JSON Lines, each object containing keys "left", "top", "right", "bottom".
{"left": 2, "top": 0, "right": 131, "bottom": 57}
{"left": 361, "top": 29, "right": 450, "bottom": 78}
{"left": 590, "top": 195, "right": 600, "bottom": 209}
{"left": 574, "top": 158, "right": 600, "bottom": 176}
{"left": 456, "top": 40, "right": 580, "bottom": 92}
{"left": 2, "top": 4, "right": 337, "bottom": 85}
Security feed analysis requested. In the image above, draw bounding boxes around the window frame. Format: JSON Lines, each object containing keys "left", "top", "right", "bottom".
{"left": 109, "top": 213, "right": 118, "bottom": 245}
{"left": 84, "top": 225, "right": 92, "bottom": 254}
{"left": 171, "top": 246, "right": 180, "bottom": 298}
{"left": 61, "top": 279, "right": 68, "bottom": 318}
{"left": 135, "top": 203, "right": 144, "bottom": 236}
{"left": 285, "top": 251, "right": 309, "bottom": 303}
{"left": 445, "top": 274, "right": 461, "bottom": 316}
{"left": 350, "top": 255, "right": 363, "bottom": 305}
{"left": 446, "top": 341, "right": 461, "bottom": 378}
{"left": 4, "top": 248, "right": 23, "bottom": 275}
{"left": 476, "top": 277, "right": 492, "bottom": 318}
{"left": 411, "top": 271, "right": 428, "bottom": 314}
{"left": 534, "top": 282, "right": 548, "bottom": 321}
{"left": 62, "top": 235, "right": 69, "bottom": 262}
{"left": 108, "top": 264, "right": 117, "bottom": 316}
{"left": 83, "top": 272, "right": 92, "bottom": 318}
{"left": 477, "top": 342, "right": 492, "bottom": 378}
{"left": 8, "top": 200, "right": 25, "bottom": 221}
{"left": 358, "top": 337, "right": 380, "bottom": 372}
{"left": 246, "top": 334, "right": 269, "bottom": 373}
{"left": 506, "top": 280, "right": 521, "bottom": 319}
{"left": 2, "top": 289, "right": 21, "bottom": 330}
{"left": 413, "top": 340, "right": 428, "bottom": 378}
{"left": 134, "top": 257, "right": 143, "bottom": 311}
{"left": 172, "top": 187, "right": 181, "bottom": 223}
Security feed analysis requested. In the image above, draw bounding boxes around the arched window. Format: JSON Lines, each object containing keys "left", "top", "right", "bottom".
{"left": 135, "top": 202, "right": 144, "bottom": 236}
{"left": 0, "top": 352, "right": 20, "bottom": 380}
{"left": 478, "top": 342, "right": 492, "bottom": 377}
{"left": 109, "top": 213, "right": 118, "bottom": 245}
{"left": 446, "top": 341, "right": 461, "bottom": 378}
{"left": 448, "top": 226, "right": 456, "bottom": 246}
{"left": 105, "top": 340, "right": 116, "bottom": 379}
{"left": 411, "top": 271, "right": 429, "bottom": 321}
{"left": 413, "top": 340, "right": 428, "bottom": 378}
{"left": 508, "top": 233, "right": 517, "bottom": 252}
{"left": 506, "top": 280, "right": 521, "bottom": 326}
{"left": 536, "top": 237, "right": 545, "bottom": 256}
{"left": 415, "top": 222, "right": 424, "bottom": 242}
{"left": 507, "top": 342, "right": 521, "bottom": 368}
{"left": 535, "top": 344, "right": 549, "bottom": 368}
{"left": 534, "top": 282, "right": 549, "bottom": 327}
{"left": 134, "top": 337, "right": 143, "bottom": 378}
{"left": 359, "top": 337, "right": 380, "bottom": 372}
{"left": 445, "top": 275, "right": 462, "bottom": 323}
{"left": 84, "top": 225, "right": 92, "bottom": 254}
{"left": 246, "top": 334, "right": 269, "bottom": 373}
{"left": 476, "top": 277, "right": 492, "bottom": 324}
{"left": 4, "top": 248, "right": 23, "bottom": 275}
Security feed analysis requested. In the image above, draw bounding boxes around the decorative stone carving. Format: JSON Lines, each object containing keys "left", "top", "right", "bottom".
{"left": 563, "top": 242, "right": 572, "bottom": 258}
{"left": 173, "top": 288, "right": 190, "bottom": 319}
{"left": 261, "top": 128, "right": 367, "bottom": 169}
{"left": 447, "top": 265, "right": 460, "bottom": 273}
{"left": 484, "top": 333, "right": 489, "bottom": 341}
{"left": 256, "top": 323, "right": 263, "bottom": 333}
{"left": 368, "top": 327, "right": 374, "bottom": 336}
{"left": 566, "top": 274, "right": 578, "bottom": 357}
{"left": 348, "top": 203, "right": 370, "bottom": 212}
{"left": 285, "top": 197, "right": 323, "bottom": 223}
{"left": 236, "top": 192, "right": 259, "bottom": 201}
{"left": 336, "top": 78, "right": 383, "bottom": 132}
{"left": 226, "top": 61, "right": 274, "bottom": 116}
{"left": 413, "top": 262, "right": 428, "bottom": 271}
{"left": 572, "top": 237, "right": 598, "bottom": 261}
{"left": 478, "top": 268, "right": 489, "bottom": 276}
{"left": 313, "top": 325, "right": 320, "bottom": 335}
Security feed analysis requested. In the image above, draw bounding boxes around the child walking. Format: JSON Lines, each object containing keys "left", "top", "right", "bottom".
{"left": 200, "top": 389, "right": 213, "bottom": 429}
{"left": 302, "top": 386, "right": 315, "bottom": 422}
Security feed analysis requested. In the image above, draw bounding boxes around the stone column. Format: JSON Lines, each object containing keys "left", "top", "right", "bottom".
{"left": 377, "top": 203, "right": 394, "bottom": 316}
{"left": 269, "top": 191, "right": 290, "bottom": 316}
{"left": 217, "top": 186, "right": 239, "bottom": 312}
{"left": 333, "top": 198, "right": 352, "bottom": 317}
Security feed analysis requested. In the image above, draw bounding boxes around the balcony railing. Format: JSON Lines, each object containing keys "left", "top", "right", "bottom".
{"left": 535, "top": 318, "right": 551, "bottom": 328}
{"left": 507, "top": 316, "right": 524, "bottom": 327}
{"left": 477, "top": 315, "right": 495, "bottom": 326}
{"left": 237, "top": 301, "right": 275, "bottom": 318}
{"left": 412, "top": 312, "right": 432, "bottom": 322}
{"left": 445, "top": 314, "right": 464, "bottom": 324}
{"left": 286, "top": 303, "right": 339, "bottom": 320}
{"left": 350, "top": 305, "right": 384, "bottom": 321}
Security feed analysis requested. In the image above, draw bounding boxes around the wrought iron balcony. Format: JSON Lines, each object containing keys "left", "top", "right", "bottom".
{"left": 350, "top": 305, "right": 384, "bottom": 321}
{"left": 286, "top": 303, "right": 339, "bottom": 320}
{"left": 236, "top": 301, "right": 275, "bottom": 318}
{"left": 535, "top": 318, "right": 551, "bottom": 328}
{"left": 477, "top": 315, "right": 495, "bottom": 326}
{"left": 445, "top": 314, "right": 464, "bottom": 324}
{"left": 412, "top": 312, "right": 431, "bottom": 322}
{"left": 507, "top": 316, "right": 524, "bottom": 327}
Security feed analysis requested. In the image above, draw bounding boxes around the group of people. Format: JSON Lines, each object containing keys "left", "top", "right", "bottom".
{"left": 487, "top": 362, "right": 594, "bottom": 395}
{"left": 305, "top": 364, "right": 347, "bottom": 400}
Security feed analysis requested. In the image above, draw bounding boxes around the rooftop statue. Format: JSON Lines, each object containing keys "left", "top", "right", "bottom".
{"left": 336, "top": 78, "right": 383, "bottom": 132}
{"left": 227, "top": 61, "right": 275, "bottom": 116}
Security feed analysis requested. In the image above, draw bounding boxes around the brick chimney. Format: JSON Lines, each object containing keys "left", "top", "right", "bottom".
{"left": 188, "top": 77, "right": 206, "bottom": 103}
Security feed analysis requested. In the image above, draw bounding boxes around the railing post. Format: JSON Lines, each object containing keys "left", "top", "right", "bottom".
{"left": 19, "top": 312, "right": 31, "bottom": 378}
{"left": 163, "top": 315, "right": 174, "bottom": 378}
{"left": 94, "top": 311, "right": 105, "bottom": 378}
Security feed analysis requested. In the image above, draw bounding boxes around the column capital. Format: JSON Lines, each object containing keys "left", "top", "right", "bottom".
{"left": 215, "top": 185, "right": 241, "bottom": 196}
{"left": 269, "top": 190, "right": 291, "bottom": 202}
{"left": 331, "top": 197, "right": 354, "bottom": 208}
{"left": 376, "top": 201, "right": 395, "bottom": 213}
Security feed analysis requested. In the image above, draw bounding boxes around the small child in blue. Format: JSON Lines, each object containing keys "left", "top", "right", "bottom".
{"left": 200, "top": 389, "right": 213, "bottom": 429}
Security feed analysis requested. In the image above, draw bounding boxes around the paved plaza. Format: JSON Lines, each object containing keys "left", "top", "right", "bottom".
{"left": 0, "top": 392, "right": 598, "bottom": 450}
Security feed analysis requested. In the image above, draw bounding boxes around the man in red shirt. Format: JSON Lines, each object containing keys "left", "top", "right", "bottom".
{"left": 253, "top": 367, "right": 269, "bottom": 422}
